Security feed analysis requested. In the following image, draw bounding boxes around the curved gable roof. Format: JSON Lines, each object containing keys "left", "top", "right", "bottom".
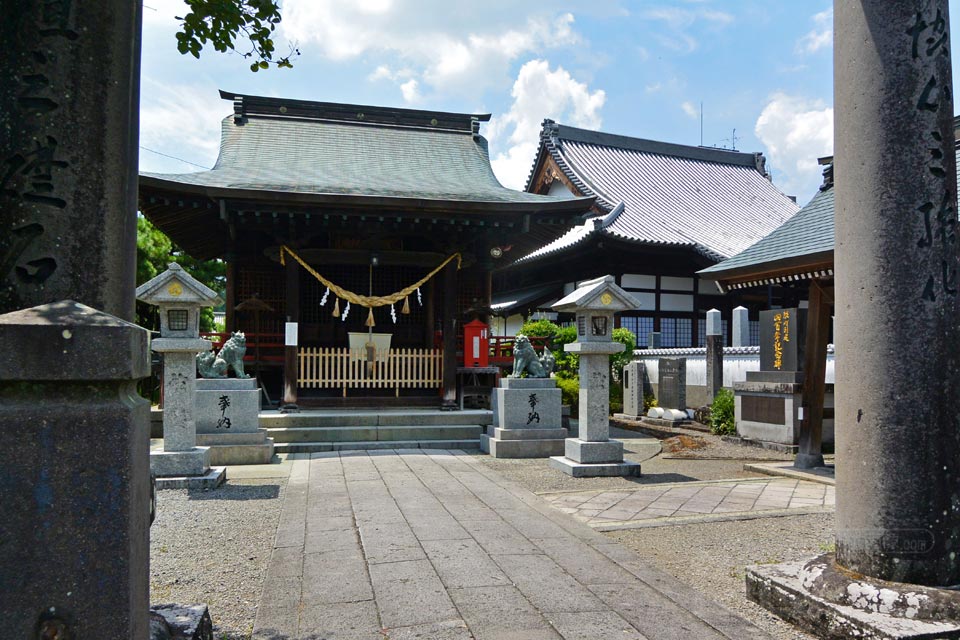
{"left": 526, "top": 121, "right": 800, "bottom": 260}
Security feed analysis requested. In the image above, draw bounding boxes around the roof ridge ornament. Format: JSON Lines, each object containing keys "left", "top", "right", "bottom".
{"left": 233, "top": 95, "right": 245, "bottom": 125}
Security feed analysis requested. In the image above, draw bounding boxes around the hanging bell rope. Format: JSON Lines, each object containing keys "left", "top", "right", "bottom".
{"left": 280, "top": 245, "right": 461, "bottom": 308}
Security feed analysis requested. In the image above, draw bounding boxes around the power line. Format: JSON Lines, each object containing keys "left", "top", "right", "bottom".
{"left": 139, "top": 145, "right": 209, "bottom": 169}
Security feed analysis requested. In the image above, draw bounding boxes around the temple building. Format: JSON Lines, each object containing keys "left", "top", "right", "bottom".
{"left": 138, "top": 91, "right": 592, "bottom": 406}
{"left": 493, "top": 120, "right": 800, "bottom": 347}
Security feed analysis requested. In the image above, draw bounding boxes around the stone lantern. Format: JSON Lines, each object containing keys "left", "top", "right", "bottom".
{"left": 136, "top": 263, "right": 225, "bottom": 487}
{"left": 550, "top": 275, "right": 641, "bottom": 476}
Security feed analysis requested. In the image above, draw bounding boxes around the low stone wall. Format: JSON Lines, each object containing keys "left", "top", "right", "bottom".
{"left": 634, "top": 346, "right": 836, "bottom": 409}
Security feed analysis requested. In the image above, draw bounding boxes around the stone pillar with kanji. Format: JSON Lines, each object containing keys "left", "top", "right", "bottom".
{"left": 549, "top": 276, "right": 641, "bottom": 477}
{"left": 136, "top": 263, "right": 225, "bottom": 488}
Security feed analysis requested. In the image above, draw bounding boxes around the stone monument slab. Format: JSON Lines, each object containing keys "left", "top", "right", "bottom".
{"left": 657, "top": 358, "right": 686, "bottom": 411}
{"left": 759, "top": 308, "right": 806, "bottom": 373}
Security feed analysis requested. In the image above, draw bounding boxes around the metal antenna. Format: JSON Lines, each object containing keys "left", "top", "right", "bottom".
{"left": 700, "top": 102, "right": 703, "bottom": 146}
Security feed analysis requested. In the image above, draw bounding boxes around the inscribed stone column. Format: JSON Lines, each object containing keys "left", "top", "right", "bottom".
{"left": 0, "top": 301, "right": 150, "bottom": 638}
{"left": 0, "top": 1, "right": 142, "bottom": 321}
{"left": 835, "top": 0, "right": 960, "bottom": 585}
{"left": 705, "top": 308, "right": 723, "bottom": 402}
{"left": 732, "top": 306, "right": 749, "bottom": 347}
{"left": 549, "top": 276, "right": 641, "bottom": 476}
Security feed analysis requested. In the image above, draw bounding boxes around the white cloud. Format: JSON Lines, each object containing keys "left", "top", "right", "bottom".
{"left": 281, "top": 1, "right": 582, "bottom": 98}
{"left": 487, "top": 60, "right": 606, "bottom": 190}
{"left": 400, "top": 79, "right": 421, "bottom": 104}
{"left": 755, "top": 93, "right": 833, "bottom": 201}
{"left": 795, "top": 8, "right": 832, "bottom": 55}
{"left": 641, "top": 5, "right": 734, "bottom": 53}
{"left": 680, "top": 101, "right": 699, "bottom": 119}
{"left": 139, "top": 78, "right": 226, "bottom": 173}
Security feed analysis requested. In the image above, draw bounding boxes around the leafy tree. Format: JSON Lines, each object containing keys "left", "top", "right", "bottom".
{"left": 136, "top": 216, "right": 225, "bottom": 332}
{"left": 175, "top": 0, "right": 299, "bottom": 71}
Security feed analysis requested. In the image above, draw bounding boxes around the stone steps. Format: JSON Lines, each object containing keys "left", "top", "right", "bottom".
{"left": 266, "top": 424, "right": 483, "bottom": 443}
{"left": 273, "top": 439, "right": 481, "bottom": 454}
{"left": 261, "top": 409, "right": 491, "bottom": 453}
{"left": 259, "top": 409, "right": 491, "bottom": 429}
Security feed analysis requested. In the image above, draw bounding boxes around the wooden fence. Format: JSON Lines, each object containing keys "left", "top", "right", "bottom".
{"left": 298, "top": 347, "right": 442, "bottom": 395}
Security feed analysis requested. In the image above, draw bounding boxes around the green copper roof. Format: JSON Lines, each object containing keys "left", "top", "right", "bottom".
{"left": 141, "top": 92, "right": 588, "bottom": 207}
{"left": 698, "top": 185, "right": 834, "bottom": 278}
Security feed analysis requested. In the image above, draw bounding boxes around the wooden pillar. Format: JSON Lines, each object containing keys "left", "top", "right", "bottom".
{"left": 224, "top": 257, "right": 236, "bottom": 333}
{"left": 795, "top": 280, "right": 832, "bottom": 469}
{"left": 281, "top": 260, "right": 300, "bottom": 412}
{"left": 424, "top": 279, "right": 436, "bottom": 349}
{"left": 441, "top": 260, "right": 458, "bottom": 410}
{"left": 481, "top": 259, "right": 493, "bottom": 325}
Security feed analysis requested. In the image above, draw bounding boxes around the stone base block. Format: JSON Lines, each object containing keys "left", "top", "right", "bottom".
{"left": 613, "top": 412, "right": 644, "bottom": 421}
{"left": 150, "top": 603, "right": 213, "bottom": 640}
{"left": 150, "top": 447, "right": 211, "bottom": 477}
{"left": 154, "top": 467, "right": 226, "bottom": 491}
{"left": 549, "top": 456, "right": 641, "bottom": 477}
{"left": 746, "top": 554, "right": 960, "bottom": 640}
{"left": 564, "top": 438, "right": 624, "bottom": 463}
{"left": 206, "top": 441, "right": 275, "bottom": 466}
{"left": 489, "top": 427, "right": 568, "bottom": 440}
{"left": 480, "top": 434, "right": 565, "bottom": 458}
{"left": 196, "top": 429, "right": 275, "bottom": 465}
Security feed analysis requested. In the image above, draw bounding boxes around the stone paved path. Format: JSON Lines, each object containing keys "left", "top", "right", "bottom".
{"left": 540, "top": 478, "right": 835, "bottom": 531}
{"left": 253, "top": 450, "right": 772, "bottom": 640}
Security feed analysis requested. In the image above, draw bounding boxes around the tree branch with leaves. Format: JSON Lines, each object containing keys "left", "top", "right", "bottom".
{"left": 175, "top": 0, "right": 299, "bottom": 71}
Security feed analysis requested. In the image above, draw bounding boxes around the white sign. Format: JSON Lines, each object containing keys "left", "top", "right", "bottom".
{"left": 285, "top": 322, "right": 299, "bottom": 347}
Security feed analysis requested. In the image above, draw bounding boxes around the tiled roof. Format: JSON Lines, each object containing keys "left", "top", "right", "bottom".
{"left": 700, "top": 145, "right": 960, "bottom": 280}
{"left": 523, "top": 121, "right": 800, "bottom": 261}
{"left": 698, "top": 185, "right": 835, "bottom": 277}
{"left": 141, "top": 92, "right": 588, "bottom": 207}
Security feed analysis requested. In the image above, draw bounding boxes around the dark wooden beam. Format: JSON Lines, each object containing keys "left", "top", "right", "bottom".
{"left": 796, "top": 279, "right": 832, "bottom": 468}
{"left": 440, "top": 260, "right": 458, "bottom": 410}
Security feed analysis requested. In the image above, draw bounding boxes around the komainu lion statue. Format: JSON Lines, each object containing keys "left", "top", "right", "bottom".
{"left": 197, "top": 331, "right": 251, "bottom": 379}
{"left": 509, "top": 334, "right": 552, "bottom": 378}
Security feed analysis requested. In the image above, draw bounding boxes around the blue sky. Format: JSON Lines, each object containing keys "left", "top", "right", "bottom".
{"left": 137, "top": 1, "right": 949, "bottom": 207}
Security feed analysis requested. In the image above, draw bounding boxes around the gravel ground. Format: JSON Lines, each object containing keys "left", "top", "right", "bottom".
{"left": 611, "top": 514, "right": 833, "bottom": 640}
{"left": 150, "top": 479, "right": 287, "bottom": 640}
{"left": 473, "top": 426, "right": 794, "bottom": 493}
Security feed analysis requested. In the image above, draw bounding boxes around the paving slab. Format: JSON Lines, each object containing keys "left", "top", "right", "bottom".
{"left": 251, "top": 450, "right": 772, "bottom": 640}
{"left": 538, "top": 477, "right": 835, "bottom": 530}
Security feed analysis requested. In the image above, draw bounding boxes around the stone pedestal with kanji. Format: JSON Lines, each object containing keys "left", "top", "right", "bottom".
{"left": 196, "top": 378, "right": 274, "bottom": 465}
{"left": 481, "top": 378, "right": 565, "bottom": 458}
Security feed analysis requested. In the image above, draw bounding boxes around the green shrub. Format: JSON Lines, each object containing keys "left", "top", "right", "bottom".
{"left": 710, "top": 388, "right": 736, "bottom": 435}
{"left": 552, "top": 325, "right": 579, "bottom": 378}
{"left": 643, "top": 393, "right": 658, "bottom": 412}
{"left": 556, "top": 376, "right": 579, "bottom": 411}
{"left": 609, "top": 380, "right": 623, "bottom": 414}
{"left": 610, "top": 328, "right": 636, "bottom": 381}
{"left": 519, "top": 318, "right": 560, "bottom": 341}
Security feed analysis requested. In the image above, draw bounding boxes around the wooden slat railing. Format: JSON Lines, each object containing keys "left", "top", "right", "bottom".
{"left": 298, "top": 347, "right": 442, "bottom": 396}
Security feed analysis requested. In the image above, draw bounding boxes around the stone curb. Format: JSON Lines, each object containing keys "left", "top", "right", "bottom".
{"left": 589, "top": 505, "right": 834, "bottom": 531}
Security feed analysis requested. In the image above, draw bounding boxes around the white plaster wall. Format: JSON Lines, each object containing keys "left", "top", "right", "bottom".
{"left": 635, "top": 347, "right": 836, "bottom": 388}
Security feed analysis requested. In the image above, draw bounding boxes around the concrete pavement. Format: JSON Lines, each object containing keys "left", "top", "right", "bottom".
{"left": 252, "top": 449, "right": 772, "bottom": 639}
